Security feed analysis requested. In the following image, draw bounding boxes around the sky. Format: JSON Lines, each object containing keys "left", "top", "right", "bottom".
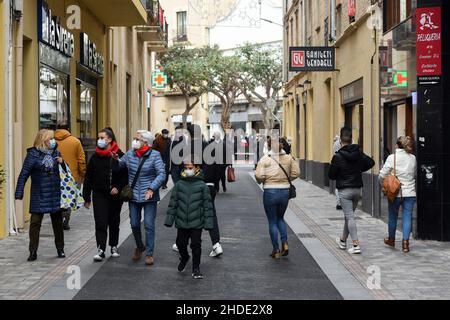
{"left": 209, "top": 0, "right": 283, "bottom": 50}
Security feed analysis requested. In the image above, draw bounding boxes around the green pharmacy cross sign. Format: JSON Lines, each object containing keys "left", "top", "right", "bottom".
{"left": 393, "top": 71, "right": 408, "bottom": 88}
{"left": 152, "top": 70, "right": 168, "bottom": 89}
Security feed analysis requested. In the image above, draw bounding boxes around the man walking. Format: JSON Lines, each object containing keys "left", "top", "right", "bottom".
{"left": 161, "top": 129, "right": 171, "bottom": 189}
{"left": 55, "top": 124, "right": 86, "bottom": 230}
{"left": 328, "top": 127, "right": 374, "bottom": 255}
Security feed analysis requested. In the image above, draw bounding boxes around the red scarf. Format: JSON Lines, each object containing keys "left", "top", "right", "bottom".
{"left": 96, "top": 141, "right": 119, "bottom": 158}
{"left": 135, "top": 145, "right": 151, "bottom": 158}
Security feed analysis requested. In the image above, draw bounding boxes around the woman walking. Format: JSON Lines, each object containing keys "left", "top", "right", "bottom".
{"left": 83, "top": 128, "right": 128, "bottom": 262}
{"left": 379, "top": 136, "right": 416, "bottom": 253}
{"left": 15, "top": 129, "right": 65, "bottom": 261}
{"left": 255, "top": 138, "right": 300, "bottom": 258}
{"left": 113, "top": 131, "right": 166, "bottom": 266}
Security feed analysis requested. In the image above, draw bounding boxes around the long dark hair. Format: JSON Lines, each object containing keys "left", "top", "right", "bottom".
{"left": 99, "top": 127, "right": 117, "bottom": 142}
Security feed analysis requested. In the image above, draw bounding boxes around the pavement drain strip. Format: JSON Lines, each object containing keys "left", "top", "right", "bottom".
{"left": 289, "top": 201, "right": 395, "bottom": 301}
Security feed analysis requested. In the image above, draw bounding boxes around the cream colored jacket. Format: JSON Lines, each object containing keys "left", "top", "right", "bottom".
{"left": 379, "top": 149, "right": 417, "bottom": 197}
{"left": 255, "top": 151, "right": 300, "bottom": 189}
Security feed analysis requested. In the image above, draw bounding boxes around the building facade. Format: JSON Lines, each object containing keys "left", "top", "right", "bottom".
{"left": 282, "top": 0, "right": 384, "bottom": 219}
{"left": 0, "top": 0, "right": 167, "bottom": 239}
{"left": 150, "top": 0, "right": 210, "bottom": 136}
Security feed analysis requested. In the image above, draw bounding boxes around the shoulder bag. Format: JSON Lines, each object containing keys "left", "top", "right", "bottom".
{"left": 120, "top": 151, "right": 151, "bottom": 202}
{"left": 382, "top": 153, "right": 402, "bottom": 202}
{"left": 271, "top": 156, "right": 297, "bottom": 199}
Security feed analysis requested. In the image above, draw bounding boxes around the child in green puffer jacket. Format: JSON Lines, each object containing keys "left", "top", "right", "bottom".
{"left": 164, "top": 161, "right": 214, "bottom": 279}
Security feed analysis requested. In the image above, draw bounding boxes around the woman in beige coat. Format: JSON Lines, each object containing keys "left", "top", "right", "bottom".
{"left": 255, "top": 138, "right": 300, "bottom": 258}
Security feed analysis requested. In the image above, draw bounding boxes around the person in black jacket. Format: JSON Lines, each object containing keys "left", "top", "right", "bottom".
{"left": 83, "top": 128, "right": 128, "bottom": 262}
{"left": 171, "top": 124, "right": 224, "bottom": 258}
{"left": 160, "top": 129, "right": 172, "bottom": 189}
{"left": 328, "top": 127, "right": 375, "bottom": 255}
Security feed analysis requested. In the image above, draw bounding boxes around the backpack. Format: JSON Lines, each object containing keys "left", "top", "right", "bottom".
{"left": 382, "top": 153, "right": 402, "bottom": 202}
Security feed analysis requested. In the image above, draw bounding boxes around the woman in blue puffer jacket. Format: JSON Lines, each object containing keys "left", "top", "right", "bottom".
{"left": 15, "top": 129, "right": 65, "bottom": 262}
{"left": 113, "top": 130, "right": 166, "bottom": 266}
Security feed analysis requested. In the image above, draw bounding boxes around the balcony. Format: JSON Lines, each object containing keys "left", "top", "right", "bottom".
{"left": 136, "top": 0, "right": 168, "bottom": 51}
{"left": 81, "top": 0, "right": 147, "bottom": 27}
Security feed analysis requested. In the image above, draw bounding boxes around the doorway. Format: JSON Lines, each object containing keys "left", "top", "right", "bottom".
{"left": 344, "top": 102, "right": 364, "bottom": 150}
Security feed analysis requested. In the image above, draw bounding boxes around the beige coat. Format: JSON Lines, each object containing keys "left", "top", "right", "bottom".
{"left": 255, "top": 152, "right": 300, "bottom": 189}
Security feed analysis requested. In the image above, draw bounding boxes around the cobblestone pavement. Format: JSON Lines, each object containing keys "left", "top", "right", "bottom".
{"left": 287, "top": 178, "right": 450, "bottom": 300}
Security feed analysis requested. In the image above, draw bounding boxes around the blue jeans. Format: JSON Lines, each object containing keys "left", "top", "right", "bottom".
{"left": 129, "top": 201, "right": 157, "bottom": 257}
{"left": 263, "top": 189, "right": 290, "bottom": 250}
{"left": 388, "top": 197, "right": 416, "bottom": 240}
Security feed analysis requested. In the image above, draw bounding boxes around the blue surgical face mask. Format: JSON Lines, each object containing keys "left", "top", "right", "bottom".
{"left": 97, "top": 139, "right": 107, "bottom": 149}
{"left": 49, "top": 139, "right": 57, "bottom": 150}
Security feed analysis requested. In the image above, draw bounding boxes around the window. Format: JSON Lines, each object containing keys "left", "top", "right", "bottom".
{"left": 39, "top": 66, "right": 69, "bottom": 130}
{"left": 384, "top": 0, "right": 413, "bottom": 32}
{"left": 177, "top": 11, "right": 187, "bottom": 40}
{"left": 78, "top": 83, "right": 96, "bottom": 139}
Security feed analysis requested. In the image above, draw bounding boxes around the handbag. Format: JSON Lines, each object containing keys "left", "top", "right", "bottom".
{"left": 227, "top": 166, "right": 236, "bottom": 183}
{"left": 272, "top": 156, "right": 297, "bottom": 199}
{"left": 382, "top": 153, "right": 402, "bottom": 202}
{"left": 120, "top": 152, "right": 151, "bottom": 202}
{"left": 59, "top": 163, "right": 84, "bottom": 210}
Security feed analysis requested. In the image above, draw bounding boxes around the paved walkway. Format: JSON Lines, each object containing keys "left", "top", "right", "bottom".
{"left": 74, "top": 168, "right": 342, "bottom": 300}
{"left": 286, "top": 177, "right": 450, "bottom": 300}
{"left": 1, "top": 167, "right": 450, "bottom": 300}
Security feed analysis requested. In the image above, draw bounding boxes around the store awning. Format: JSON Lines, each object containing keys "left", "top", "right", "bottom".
{"left": 81, "top": 0, "right": 147, "bottom": 27}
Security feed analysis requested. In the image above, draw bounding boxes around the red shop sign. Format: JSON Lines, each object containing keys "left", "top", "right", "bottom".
{"left": 416, "top": 6, "right": 442, "bottom": 77}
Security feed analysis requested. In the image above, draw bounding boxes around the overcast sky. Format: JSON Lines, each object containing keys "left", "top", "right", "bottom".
{"left": 210, "top": 0, "right": 283, "bottom": 50}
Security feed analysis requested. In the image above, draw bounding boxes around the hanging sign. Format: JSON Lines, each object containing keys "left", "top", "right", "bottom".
{"left": 38, "top": 0, "right": 74, "bottom": 58}
{"left": 152, "top": 70, "right": 168, "bottom": 89}
{"left": 416, "top": 6, "right": 442, "bottom": 85}
{"left": 80, "top": 33, "right": 104, "bottom": 76}
{"left": 348, "top": 0, "right": 356, "bottom": 19}
{"left": 289, "top": 47, "right": 335, "bottom": 72}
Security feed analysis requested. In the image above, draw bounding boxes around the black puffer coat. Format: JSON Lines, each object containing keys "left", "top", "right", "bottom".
{"left": 328, "top": 144, "right": 375, "bottom": 190}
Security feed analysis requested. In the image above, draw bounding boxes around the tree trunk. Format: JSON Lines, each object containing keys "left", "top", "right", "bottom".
{"left": 221, "top": 102, "right": 233, "bottom": 131}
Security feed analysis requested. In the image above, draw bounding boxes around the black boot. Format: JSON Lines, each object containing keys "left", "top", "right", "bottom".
{"left": 57, "top": 249, "right": 66, "bottom": 258}
{"left": 28, "top": 250, "right": 37, "bottom": 262}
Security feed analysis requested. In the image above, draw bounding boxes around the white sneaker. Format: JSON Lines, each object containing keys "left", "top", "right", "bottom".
{"left": 348, "top": 245, "right": 361, "bottom": 254}
{"left": 172, "top": 243, "right": 179, "bottom": 253}
{"left": 336, "top": 237, "right": 347, "bottom": 250}
{"left": 93, "top": 249, "right": 105, "bottom": 262}
{"left": 111, "top": 246, "right": 120, "bottom": 258}
{"left": 209, "top": 243, "right": 223, "bottom": 257}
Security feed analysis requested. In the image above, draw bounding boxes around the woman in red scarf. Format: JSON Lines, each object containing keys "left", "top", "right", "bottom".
{"left": 83, "top": 127, "right": 128, "bottom": 262}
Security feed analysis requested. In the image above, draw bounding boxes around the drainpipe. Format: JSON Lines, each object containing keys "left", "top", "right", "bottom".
{"left": 5, "top": 0, "right": 18, "bottom": 235}
{"left": 370, "top": 25, "right": 377, "bottom": 217}
{"left": 330, "top": 0, "right": 336, "bottom": 41}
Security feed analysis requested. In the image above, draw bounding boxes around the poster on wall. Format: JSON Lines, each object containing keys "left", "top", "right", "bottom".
{"left": 416, "top": 6, "right": 442, "bottom": 85}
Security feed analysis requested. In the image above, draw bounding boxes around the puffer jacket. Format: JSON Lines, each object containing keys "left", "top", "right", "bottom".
{"left": 255, "top": 151, "right": 300, "bottom": 189}
{"left": 164, "top": 171, "right": 214, "bottom": 230}
{"left": 328, "top": 144, "right": 375, "bottom": 190}
{"left": 15, "top": 147, "right": 62, "bottom": 214}
{"left": 116, "top": 148, "right": 166, "bottom": 203}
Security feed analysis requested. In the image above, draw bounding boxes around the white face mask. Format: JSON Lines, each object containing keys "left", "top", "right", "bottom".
{"left": 132, "top": 139, "right": 142, "bottom": 150}
{"left": 185, "top": 169, "right": 195, "bottom": 177}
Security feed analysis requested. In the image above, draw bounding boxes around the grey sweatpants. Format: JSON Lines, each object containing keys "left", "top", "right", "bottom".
{"left": 338, "top": 188, "right": 361, "bottom": 241}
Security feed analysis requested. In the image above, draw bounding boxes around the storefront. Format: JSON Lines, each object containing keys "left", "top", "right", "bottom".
{"left": 38, "top": 0, "right": 74, "bottom": 130}
{"left": 340, "top": 78, "right": 364, "bottom": 150}
{"left": 379, "top": 0, "right": 417, "bottom": 228}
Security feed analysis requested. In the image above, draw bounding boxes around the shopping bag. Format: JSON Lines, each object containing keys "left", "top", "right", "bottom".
{"left": 227, "top": 166, "right": 236, "bottom": 183}
{"left": 59, "top": 163, "right": 84, "bottom": 210}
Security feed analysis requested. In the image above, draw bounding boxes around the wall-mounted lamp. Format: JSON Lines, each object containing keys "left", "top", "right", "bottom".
{"left": 303, "top": 80, "right": 312, "bottom": 86}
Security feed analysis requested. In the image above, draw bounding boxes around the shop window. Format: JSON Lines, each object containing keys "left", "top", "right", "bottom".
{"left": 344, "top": 103, "right": 364, "bottom": 150}
{"left": 39, "top": 66, "right": 69, "bottom": 130}
{"left": 383, "top": 0, "right": 413, "bottom": 33}
{"left": 383, "top": 98, "right": 413, "bottom": 160}
{"left": 78, "top": 83, "right": 96, "bottom": 139}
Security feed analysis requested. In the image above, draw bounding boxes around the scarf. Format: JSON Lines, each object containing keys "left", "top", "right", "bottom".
{"left": 38, "top": 148, "right": 55, "bottom": 171}
{"left": 96, "top": 141, "right": 119, "bottom": 158}
{"left": 135, "top": 145, "right": 151, "bottom": 158}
